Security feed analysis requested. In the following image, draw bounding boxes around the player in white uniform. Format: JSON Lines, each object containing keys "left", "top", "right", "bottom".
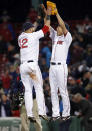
{"left": 49, "top": 8, "right": 72, "bottom": 121}
{"left": 18, "top": 15, "right": 50, "bottom": 122}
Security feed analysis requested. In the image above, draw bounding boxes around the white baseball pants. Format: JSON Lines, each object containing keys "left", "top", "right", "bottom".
{"left": 49, "top": 64, "right": 70, "bottom": 117}
{"left": 20, "top": 62, "right": 46, "bottom": 117}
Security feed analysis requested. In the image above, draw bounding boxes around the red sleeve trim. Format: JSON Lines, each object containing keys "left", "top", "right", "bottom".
{"left": 42, "top": 25, "right": 49, "bottom": 34}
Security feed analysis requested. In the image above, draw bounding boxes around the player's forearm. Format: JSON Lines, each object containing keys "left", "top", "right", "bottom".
{"left": 44, "top": 15, "right": 50, "bottom": 27}
{"left": 33, "top": 15, "right": 42, "bottom": 30}
{"left": 56, "top": 12, "right": 65, "bottom": 28}
{"left": 42, "top": 15, "right": 50, "bottom": 34}
{"left": 41, "top": 6, "right": 51, "bottom": 34}
{"left": 44, "top": 7, "right": 51, "bottom": 27}
{"left": 56, "top": 12, "right": 67, "bottom": 34}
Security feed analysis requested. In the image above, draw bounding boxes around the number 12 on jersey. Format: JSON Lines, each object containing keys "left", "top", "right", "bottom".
{"left": 19, "top": 38, "right": 28, "bottom": 49}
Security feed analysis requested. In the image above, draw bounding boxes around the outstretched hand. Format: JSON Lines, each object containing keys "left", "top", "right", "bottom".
{"left": 40, "top": 4, "right": 47, "bottom": 14}
{"left": 40, "top": 3, "right": 52, "bottom": 16}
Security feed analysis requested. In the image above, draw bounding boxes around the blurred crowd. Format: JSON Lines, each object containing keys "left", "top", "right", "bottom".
{"left": 0, "top": 7, "right": 92, "bottom": 118}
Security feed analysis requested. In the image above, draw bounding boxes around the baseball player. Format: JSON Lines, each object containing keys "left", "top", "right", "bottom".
{"left": 18, "top": 12, "right": 50, "bottom": 122}
{"left": 49, "top": 7, "right": 72, "bottom": 121}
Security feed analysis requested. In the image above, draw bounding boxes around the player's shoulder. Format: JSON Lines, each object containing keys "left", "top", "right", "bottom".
{"left": 18, "top": 32, "right": 29, "bottom": 39}
{"left": 32, "top": 30, "right": 44, "bottom": 38}
{"left": 18, "top": 32, "right": 25, "bottom": 38}
{"left": 64, "top": 31, "right": 72, "bottom": 44}
{"left": 50, "top": 27, "right": 57, "bottom": 33}
{"left": 33, "top": 30, "right": 43, "bottom": 35}
{"left": 65, "top": 31, "right": 72, "bottom": 39}
{"left": 67, "top": 31, "right": 72, "bottom": 36}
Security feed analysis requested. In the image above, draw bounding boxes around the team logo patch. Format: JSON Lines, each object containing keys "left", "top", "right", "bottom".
{"left": 57, "top": 41, "right": 63, "bottom": 44}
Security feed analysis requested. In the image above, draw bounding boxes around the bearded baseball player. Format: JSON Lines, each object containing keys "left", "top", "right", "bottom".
{"left": 48, "top": 6, "right": 72, "bottom": 121}
{"left": 18, "top": 10, "right": 50, "bottom": 122}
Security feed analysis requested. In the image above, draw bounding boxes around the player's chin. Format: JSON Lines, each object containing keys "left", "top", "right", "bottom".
{"left": 57, "top": 32, "right": 63, "bottom": 36}
{"left": 33, "top": 29, "right": 35, "bottom": 32}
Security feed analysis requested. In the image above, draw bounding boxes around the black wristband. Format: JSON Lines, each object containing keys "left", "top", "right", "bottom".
{"left": 46, "top": 15, "right": 50, "bottom": 20}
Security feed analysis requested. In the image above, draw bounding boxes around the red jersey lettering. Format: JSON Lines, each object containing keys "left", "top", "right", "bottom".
{"left": 57, "top": 41, "right": 63, "bottom": 45}
{"left": 19, "top": 38, "right": 28, "bottom": 49}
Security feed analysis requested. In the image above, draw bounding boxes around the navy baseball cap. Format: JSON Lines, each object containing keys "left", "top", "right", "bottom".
{"left": 22, "top": 22, "right": 34, "bottom": 31}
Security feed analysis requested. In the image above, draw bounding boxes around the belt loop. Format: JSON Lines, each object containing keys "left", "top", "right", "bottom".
{"left": 21, "top": 60, "right": 34, "bottom": 64}
{"left": 50, "top": 62, "right": 66, "bottom": 65}
{"left": 51, "top": 62, "right": 61, "bottom": 65}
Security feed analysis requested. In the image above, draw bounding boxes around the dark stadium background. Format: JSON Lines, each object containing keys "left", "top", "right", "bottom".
{"left": 0, "top": 0, "right": 92, "bottom": 130}
{"left": 0, "top": 0, "right": 91, "bottom": 21}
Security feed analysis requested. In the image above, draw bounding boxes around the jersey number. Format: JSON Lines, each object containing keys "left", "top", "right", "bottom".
{"left": 19, "top": 38, "right": 28, "bottom": 49}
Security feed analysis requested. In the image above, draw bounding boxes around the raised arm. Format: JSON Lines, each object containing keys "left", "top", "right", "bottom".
{"left": 33, "top": 16, "right": 41, "bottom": 31}
{"left": 56, "top": 9, "right": 68, "bottom": 35}
{"left": 33, "top": 4, "right": 46, "bottom": 31}
{"left": 44, "top": 6, "right": 51, "bottom": 28}
{"left": 41, "top": 5, "right": 56, "bottom": 39}
{"left": 33, "top": 6, "right": 51, "bottom": 39}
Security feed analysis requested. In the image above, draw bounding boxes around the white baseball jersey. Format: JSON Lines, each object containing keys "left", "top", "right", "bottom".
{"left": 18, "top": 30, "right": 44, "bottom": 63}
{"left": 49, "top": 27, "right": 72, "bottom": 117}
{"left": 50, "top": 27, "right": 72, "bottom": 63}
{"left": 19, "top": 29, "right": 47, "bottom": 117}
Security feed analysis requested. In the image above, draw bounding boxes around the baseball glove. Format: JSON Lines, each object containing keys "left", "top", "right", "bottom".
{"left": 47, "top": 1, "right": 57, "bottom": 15}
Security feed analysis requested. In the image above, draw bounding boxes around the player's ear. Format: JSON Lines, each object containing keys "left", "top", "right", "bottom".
{"left": 32, "top": 27, "right": 35, "bottom": 32}
{"left": 30, "top": 28, "right": 32, "bottom": 32}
